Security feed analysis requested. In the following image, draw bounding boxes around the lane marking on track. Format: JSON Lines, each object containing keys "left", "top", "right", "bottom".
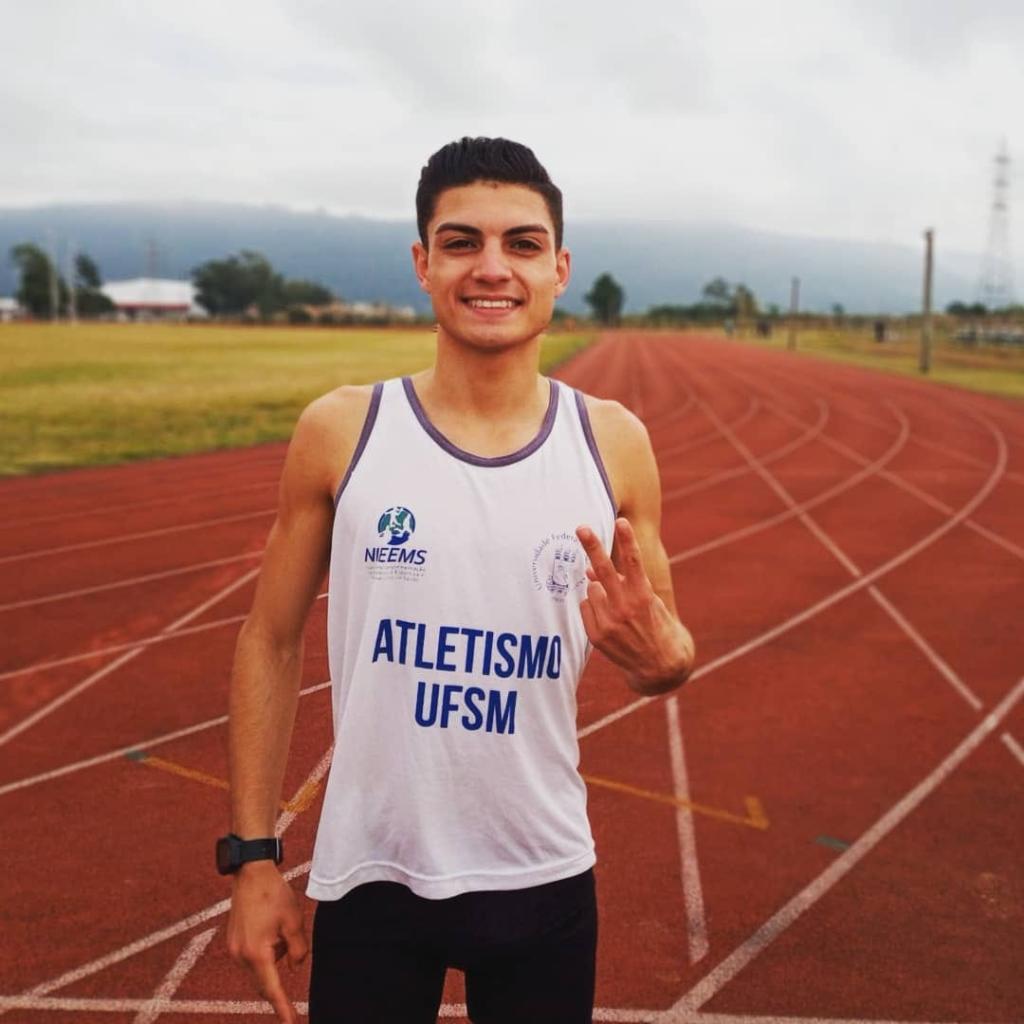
{"left": 720, "top": 361, "right": 1024, "bottom": 565}
{"left": 18, "top": 748, "right": 333, "bottom": 1003}
{"left": 668, "top": 402, "right": 909, "bottom": 565}
{"left": 0, "top": 508, "right": 275, "bottom": 566}
{"left": 0, "top": 996, "right": 657, "bottom": 1021}
{"left": 655, "top": 396, "right": 759, "bottom": 464}
{"left": 663, "top": 399, "right": 827, "bottom": 503}
{"left": 0, "top": 477, "right": 279, "bottom": 532}
{"left": 1001, "top": 731, "right": 1024, "bottom": 769}
{"left": 666, "top": 696, "right": 709, "bottom": 964}
{"left": 0, "top": 591, "right": 326, "bottom": 683}
{"left": 815, "top": 835, "right": 851, "bottom": 852}
{"left": 0, "top": 679, "right": 334, "bottom": 798}
{"left": 125, "top": 751, "right": 322, "bottom": 815}
{"left": 0, "top": 566, "right": 260, "bottom": 749}
{"left": 582, "top": 772, "right": 768, "bottom": 831}
{"left": 131, "top": 928, "right": 217, "bottom": 1024}
{"left": 659, "top": 675, "right": 1024, "bottom": 1020}
{"left": 0, "top": 550, "right": 264, "bottom": 613}
{"left": 698, "top": 397, "right": 984, "bottom": 712}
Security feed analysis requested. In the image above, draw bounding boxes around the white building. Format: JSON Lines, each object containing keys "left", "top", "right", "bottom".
{"left": 0, "top": 297, "right": 24, "bottom": 322}
{"left": 101, "top": 278, "right": 208, "bottom": 321}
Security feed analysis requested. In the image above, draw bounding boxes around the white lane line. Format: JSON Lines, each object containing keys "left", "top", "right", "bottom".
{"left": 1001, "top": 731, "right": 1024, "bottom": 769}
{"left": 663, "top": 399, "right": 827, "bottom": 503}
{"left": 0, "top": 551, "right": 263, "bottom": 613}
{"left": 670, "top": 1014, "right": 1003, "bottom": 1024}
{"left": 699, "top": 398, "right": 984, "bottom": 712}
{"left": 761, "top": 397, "right": 1024, "bottom": 566}
{"left": 720, "top": 361, "right": 1024, "bottom": 566}
{"left": 22, "top": 746, "right": 330, "bottom": 1000}
{"left": 0, "top": 566, "right": 260, "bottom": 749}
{"left": 0, "top": 996, "right": 658, "bottom": 1021}
{"left": 666, "top": 696, "right": 709, "bottom": 965}
{"left": 0, "top": 681, "right": 332, "bottom": 799}
{"left": 20, "top": 860, "right": 309, "bottom": 1000}
{"left": 668, "top": 403, "right": 909, "bottom": 565}
{"left": 0, "top": 477, "right": 279, "bottom": 532}
{"left": 0, "top": 508, "right": 275, "bottom": 566}
{"left": 132, "top": 927, "right": 217, "bottom": 1024}
{"left": 658, "top": 675, "right": 1024, "bottom": 1019}
{"left": 155, "top": 749, "right": 336, "bottom": 1012}
{"left": 582, "top": 401, "right": 1005, "bottom": 746}
{"left": 655, "top": 396, "right": 759, "bottom": 463}
{"left": 0, "top": 591, "right": 326, "bottom": 684}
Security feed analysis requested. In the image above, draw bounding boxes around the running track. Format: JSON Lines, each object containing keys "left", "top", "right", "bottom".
{"left": 1, "top": 331, "right": 1022, "bottom": 1023}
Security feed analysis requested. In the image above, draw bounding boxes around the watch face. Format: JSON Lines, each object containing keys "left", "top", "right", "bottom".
{"left": 215, "top": 835, "right": 238, "bottom": 875}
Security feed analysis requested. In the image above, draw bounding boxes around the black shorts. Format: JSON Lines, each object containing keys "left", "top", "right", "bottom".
{"left": 308, "top": 868, "right": 597, "bottom": 1024}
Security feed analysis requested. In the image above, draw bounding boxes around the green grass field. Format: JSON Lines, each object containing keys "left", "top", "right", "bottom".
{"left": 736, "top": 322, "right": 1024, "bottom": 401}
{"left": 0, "top": 323, "right": 595, "bottom": 476}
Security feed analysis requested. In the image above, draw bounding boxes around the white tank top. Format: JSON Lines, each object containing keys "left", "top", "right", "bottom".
{"left": 307, "top": 376, "right": 616, "bottom": 901}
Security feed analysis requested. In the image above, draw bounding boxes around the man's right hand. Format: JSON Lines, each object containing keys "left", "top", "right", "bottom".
{"left": 227, "top": 860, "right": 309, "bottom": 1024}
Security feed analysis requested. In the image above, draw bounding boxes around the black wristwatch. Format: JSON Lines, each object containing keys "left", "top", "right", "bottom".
{"left": 216, "top": 833, "right": 283, "bottom": 875}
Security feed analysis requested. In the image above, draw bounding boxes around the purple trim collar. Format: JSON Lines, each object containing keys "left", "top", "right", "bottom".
{"left": 574, "top": 389, "right": 617, "bottom": 514}
{"left": 401, "top": 376, "right": 559, "bottom": 468}
{"left": 333, "top": 382, "right": 383, "bottom": 506}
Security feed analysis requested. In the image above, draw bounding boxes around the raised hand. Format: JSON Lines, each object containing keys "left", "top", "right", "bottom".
{"left": 576, "top": 517, "right": 693, "bottom": 695}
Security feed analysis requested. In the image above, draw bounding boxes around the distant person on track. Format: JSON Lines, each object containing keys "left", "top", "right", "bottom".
{"left": 221, "top": 136, "right": 695, "bottom": 1024}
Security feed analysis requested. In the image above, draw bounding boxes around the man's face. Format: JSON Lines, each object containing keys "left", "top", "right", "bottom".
{"left": 412, "top": 181, "right": 570, "bottom": 352}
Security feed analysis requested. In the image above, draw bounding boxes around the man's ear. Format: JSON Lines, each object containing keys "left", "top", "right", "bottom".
{"left": 554, "top": 247, "right": 571, "bottom": 298}
{"left": 411, "top": 241, "right": 430, "bottom": 293}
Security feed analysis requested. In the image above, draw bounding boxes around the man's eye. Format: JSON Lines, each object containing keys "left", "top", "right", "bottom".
{"left": 443, "top": 238, "right": 474, "bottom": 250}
{"left": 511, "top": 239, "right": 542, "bottom": 251}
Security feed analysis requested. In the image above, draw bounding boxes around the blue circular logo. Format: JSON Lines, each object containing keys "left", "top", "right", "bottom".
{"left": 377, "top": 506, "right": 416, "bottom": 546}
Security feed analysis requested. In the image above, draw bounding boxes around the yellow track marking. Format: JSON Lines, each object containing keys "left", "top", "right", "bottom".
{"left": 130, "top": 752, "right": 321, "bottom": 814}
{"left": 582, "top": 772, "right": 769, "bottom": 830}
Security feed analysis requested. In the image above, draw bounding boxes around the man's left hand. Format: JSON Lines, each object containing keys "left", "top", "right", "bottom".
{"left": 576, "top": 518, "right": 693, "bottom": 695}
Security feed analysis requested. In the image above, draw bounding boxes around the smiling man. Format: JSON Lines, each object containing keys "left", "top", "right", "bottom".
{"left": 222, "top": 137, "right": 695, "bottom": 1024}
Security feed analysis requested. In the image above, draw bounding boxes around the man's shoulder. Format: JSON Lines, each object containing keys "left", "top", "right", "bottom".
{"left": 576, "top": 392, "right": 653, "bottom": 511}
{"left": 287, "top": 384, "right": 380, "bottom": 499}
{"left": 577, "top": 392, "right": 649, "bottom": 451}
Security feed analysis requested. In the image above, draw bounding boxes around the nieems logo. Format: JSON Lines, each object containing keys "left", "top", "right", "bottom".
{"left": 378, "top": 506, "right": 416, "bottom": 546}
{"left": 366, "top": 506, "right": 427, "bottom": 573}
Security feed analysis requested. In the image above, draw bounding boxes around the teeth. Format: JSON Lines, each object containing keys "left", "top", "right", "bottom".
{"left": 467, "top": 299, "right": 516, "bottom": 309}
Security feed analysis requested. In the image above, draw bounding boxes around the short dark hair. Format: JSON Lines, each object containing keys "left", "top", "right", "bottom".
{"left": 416, "top": 137, "right": 563, "bottom": 250}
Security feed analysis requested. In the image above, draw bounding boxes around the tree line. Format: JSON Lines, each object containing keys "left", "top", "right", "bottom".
{"left": 5, "top": 244, "right": 339, "bottom": 321}
{"left": 582, "top": 273, "right": 763, "bottom": 326}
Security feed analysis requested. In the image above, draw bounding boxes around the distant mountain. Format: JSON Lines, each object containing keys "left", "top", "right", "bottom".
{"left": 0, "top": 201, "right": 979, "bottom": 314}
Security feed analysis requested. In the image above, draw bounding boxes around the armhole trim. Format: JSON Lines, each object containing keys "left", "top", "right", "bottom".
{"left": 333, "top": 382, "right": 384, "bottom": 507}
{"left": 574, "top": 389, "right": 618, "bottom": 515}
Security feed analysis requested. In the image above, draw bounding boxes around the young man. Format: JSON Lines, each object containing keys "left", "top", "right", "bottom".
{"left": 223, "top": 137, "right": 695, "bottom": 1024}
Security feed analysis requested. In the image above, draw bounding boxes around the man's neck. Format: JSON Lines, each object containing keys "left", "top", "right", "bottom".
{"left": 419, "top": 331, "right": 547, "bottom": 422}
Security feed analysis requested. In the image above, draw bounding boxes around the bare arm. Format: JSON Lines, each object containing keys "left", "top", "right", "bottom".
{"left": 226, "top": 387, "right": 371, "bottom": 1023}
{"left": 577, "top": 398, "right": 695, "bottom": 696}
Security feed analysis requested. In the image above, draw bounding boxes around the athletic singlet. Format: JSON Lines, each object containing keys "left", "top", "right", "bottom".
{"left": 307, "top": 376, "right": 616, "bottom": 901}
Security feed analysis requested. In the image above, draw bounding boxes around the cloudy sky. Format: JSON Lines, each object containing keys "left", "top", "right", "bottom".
{"left": 4, "top": 0, "right": 1022, "bottom": 266}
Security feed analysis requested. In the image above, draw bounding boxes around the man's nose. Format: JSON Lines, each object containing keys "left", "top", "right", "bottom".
{"left": 471, "top": 240, "right": 512, "bottom": 282}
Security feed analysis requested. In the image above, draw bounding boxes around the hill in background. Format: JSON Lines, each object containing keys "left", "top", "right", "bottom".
{"left": 0, "top": 201, "right": 979, "bottom": 315}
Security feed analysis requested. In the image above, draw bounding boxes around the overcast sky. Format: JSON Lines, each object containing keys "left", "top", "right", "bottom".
{"left": 3, "top": 0, "right": 1022, "bottom": 267}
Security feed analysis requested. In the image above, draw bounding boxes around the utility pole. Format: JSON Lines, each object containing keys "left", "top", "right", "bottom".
{"left": 46, "top": 229, "right": 60, "bottom": 322}
{"left": 978, "top": 141, "right": 1013, "bottom": 309}
{"left": 787, "top": 276, "right": 800, "bottom": 351}
{"left": 66, "top": 240, "right": 78, "bottom": 325}
{"left": 920, "top": 228, "right": 934, "bottom": 374}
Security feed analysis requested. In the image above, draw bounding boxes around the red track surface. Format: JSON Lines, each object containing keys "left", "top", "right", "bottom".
{"left": 1, "top": 331, "right": 1023, "bottom": 1023}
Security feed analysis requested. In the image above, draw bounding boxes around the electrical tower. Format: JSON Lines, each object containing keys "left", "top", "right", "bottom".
{"left": 978, "top": 141, "right": 1014, "bottom": 309}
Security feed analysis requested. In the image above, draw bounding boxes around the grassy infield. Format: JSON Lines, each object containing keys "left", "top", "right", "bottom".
{"left": 0, "top": 323, "right": 593, "bottom": 475}
{"left": 1, "top": 320, "right": 1021, "bottom": 476}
